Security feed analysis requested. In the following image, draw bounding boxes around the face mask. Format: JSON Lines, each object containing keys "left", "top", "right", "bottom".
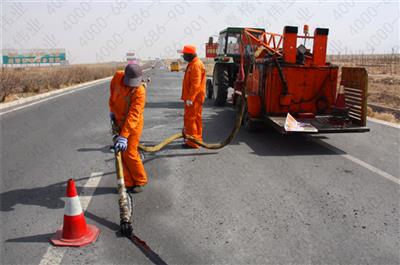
{"left": 183, "top": 53, "right": 194, "bottom": 62}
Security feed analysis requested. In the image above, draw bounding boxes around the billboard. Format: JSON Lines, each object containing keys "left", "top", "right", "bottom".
{"left": 2, "top": 49, "right": 66, "bottom": 65}
{"left": 126, "top": 51, "right": 138, "bottom": 62}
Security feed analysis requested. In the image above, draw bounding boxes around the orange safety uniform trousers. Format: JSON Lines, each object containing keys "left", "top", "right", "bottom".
{"left": 121, "top": 123, "right": 147, "bottom": 187}
{"left": 181, "top": 57, "right": 206, "bottom": 148}
{"left": 184, "top": 101, "right": 203, "bottom": 148}
{"left": 109, "top": 71, "right": 147, "bottom": 187}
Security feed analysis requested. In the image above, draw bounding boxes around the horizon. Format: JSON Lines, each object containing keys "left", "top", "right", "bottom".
{"left": 2, "top": 1, "right": 399, "bottom": 65}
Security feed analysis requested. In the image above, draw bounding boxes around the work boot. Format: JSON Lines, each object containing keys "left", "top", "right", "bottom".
{"left": 126, "top": 185, "right": 144, "bottom": 194}
{"left": 181, "top": 143, "right": 198, "bottom": 149}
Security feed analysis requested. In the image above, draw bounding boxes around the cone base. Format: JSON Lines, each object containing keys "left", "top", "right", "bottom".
{"left": 50, "top": 224, "right": 100, "bottom": 247}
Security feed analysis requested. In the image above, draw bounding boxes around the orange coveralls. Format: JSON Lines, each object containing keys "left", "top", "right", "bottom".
{"left": 181, "top": 57, "right": 206, "bottom": 148}
{"left": 109, "top": 71, "right": 147, "bottom": 187}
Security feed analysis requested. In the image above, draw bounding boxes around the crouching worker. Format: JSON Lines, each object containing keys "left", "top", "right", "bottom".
{"left": 109, "top": 62, "right": 147, "bottom": 193}
{"left": 181, "top": 45, "right": 206, "bottom": 148}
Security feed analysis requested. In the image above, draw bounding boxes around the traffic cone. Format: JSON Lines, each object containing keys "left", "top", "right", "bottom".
{"left": 335, "top": 85, "right": 346, "bottom": 109}
{"left": 50, "top": 179, "right": 100, "bottom": 247}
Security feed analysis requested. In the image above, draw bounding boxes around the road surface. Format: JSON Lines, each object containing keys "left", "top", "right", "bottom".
{"left": 1, "top": 63, "right": 399, "bottom": 265}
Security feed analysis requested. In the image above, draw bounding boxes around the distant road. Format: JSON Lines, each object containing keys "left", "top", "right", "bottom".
{"left": 1, "top": 63, "right": 399, "bottom": 264}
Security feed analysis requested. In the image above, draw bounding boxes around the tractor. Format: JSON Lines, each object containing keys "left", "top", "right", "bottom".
{"left": 206, "top": 27, "right": 265, "bottom": 106}
{"left": 205, "top": 26, "right": 370, "bottom": 134}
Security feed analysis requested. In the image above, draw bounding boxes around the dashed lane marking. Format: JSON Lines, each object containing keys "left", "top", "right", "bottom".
{"left": 38, "top": 172, "right": 103, "bottom": 265}
{"left": 314, "top": 139, "right": 400, "bottom": 185}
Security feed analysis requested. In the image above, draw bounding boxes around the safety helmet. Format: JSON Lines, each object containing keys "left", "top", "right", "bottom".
{"left": 123, "top": 62, "right": 142, "bottom": 87}
{"left": 182, "top": 45, "right": 196, "bottom": 55}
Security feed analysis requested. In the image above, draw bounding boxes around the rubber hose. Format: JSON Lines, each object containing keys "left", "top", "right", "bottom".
{"left": 138, "top": 99, "right": 245, "bottom": 152}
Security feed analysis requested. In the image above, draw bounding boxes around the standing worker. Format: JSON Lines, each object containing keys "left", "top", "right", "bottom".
{"left": 181, "top": 45, "right": 206, "bottom": 148}
{"left": 109, "top": 62, "right": 147, "bottom": 193}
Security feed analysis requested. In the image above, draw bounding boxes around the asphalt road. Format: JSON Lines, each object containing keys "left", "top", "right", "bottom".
{"left": 1, "top": 63, "right": 399, "bottom": 265}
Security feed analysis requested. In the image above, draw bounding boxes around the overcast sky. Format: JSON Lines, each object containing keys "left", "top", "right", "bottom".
{"left": 1, "top": 0, "right": 399, "bottom": 64}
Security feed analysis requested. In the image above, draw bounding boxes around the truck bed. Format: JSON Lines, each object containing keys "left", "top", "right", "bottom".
{"left": 265, "top": 115, "right": 370, "bottom": 134}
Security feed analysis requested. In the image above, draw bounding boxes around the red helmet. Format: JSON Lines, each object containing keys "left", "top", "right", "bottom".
{"left": 182, "top": 45, "right": 196, "bottom": 55}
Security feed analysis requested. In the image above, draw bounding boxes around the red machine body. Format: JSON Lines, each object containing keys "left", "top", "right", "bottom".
{"left": 205, "top": 36, "right": 218, "bottom": 58}
{"left": 231, "top": 26, "right": 369, "bottom": 133}
{"left": 246, "top": 65, "right": 338, "bottom": 117}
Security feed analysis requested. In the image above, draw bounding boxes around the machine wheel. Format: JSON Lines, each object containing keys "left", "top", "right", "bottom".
{"left": 243, "top": 107, "right": 257, "bottom": 132}
{"left": 206, "top": 79, "right": 213, "bottom": 99}
{"left": 212, "top": 64, "right": 229, "bottom": 106}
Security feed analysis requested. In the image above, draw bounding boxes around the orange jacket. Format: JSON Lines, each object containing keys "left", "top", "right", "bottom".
{"left": 181, "top": 57, "right": 206, "bottom": 103}
{"left": 109, "top": 70, "right": 146, "bottom": 138}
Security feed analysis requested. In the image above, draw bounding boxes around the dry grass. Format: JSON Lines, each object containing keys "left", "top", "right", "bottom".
{"left": 201, "top": 55, "right": 399, "bottom": 123}
{"left": 367, "top": 107, "right": 399, "bottom": 124}
{"left": 330, "top": 54, "right": 400, "bottom": 124}
{"left": 329, "top": 54, "right": 400, "bottom": 110}
{"left": 0, "top": 63, "right": 125, "bottom": 102}
{"left": 367, "top": 74, "right": 400, "bottom": 109}
{"left": 327, "top": 53, "right": 399, "bottom": 75}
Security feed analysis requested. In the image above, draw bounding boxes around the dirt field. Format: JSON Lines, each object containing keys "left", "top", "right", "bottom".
{"left": 203, "top": 54, "right": 399, "bottom": 123}
{"left": 328, "top": 54, "right": 399, "bottom": 108}
{"left": 328, "top": 54, "right": 399, "bottom": 123}
{"left": 0, "top": 63, "right": 125, "bottom": 103}
{"left": 367, "top": 74, "right": 399, "bottom": 109}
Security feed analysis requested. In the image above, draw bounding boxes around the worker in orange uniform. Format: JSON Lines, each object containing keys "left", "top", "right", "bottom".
{"left": 109, "top": 62, "right": 147, "bottom": 193}
{"left": 181, "top": 45, "right": 206, "bottom": 148}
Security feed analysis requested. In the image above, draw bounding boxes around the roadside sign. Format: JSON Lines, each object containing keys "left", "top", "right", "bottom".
{"left": 2, "top": 49, "right": 66, "bottom": 65}
{"left": 126, "top": 51, "right": 137, "bottom": 62}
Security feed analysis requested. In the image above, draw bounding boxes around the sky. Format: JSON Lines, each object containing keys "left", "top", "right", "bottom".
{"left": 1, "top": 0, "right": 399, "bottom": 64}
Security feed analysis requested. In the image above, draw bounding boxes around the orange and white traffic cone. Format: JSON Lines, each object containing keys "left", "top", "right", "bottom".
{"left": 50, "top": 179, "right": 100, "bottom": 247}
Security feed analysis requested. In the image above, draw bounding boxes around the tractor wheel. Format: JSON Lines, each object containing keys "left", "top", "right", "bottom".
{"left": 212, "top": 64, "right": 229, "bottom": 106}
{"left": 206, "top": 79, "right": 213, "bottom": 99}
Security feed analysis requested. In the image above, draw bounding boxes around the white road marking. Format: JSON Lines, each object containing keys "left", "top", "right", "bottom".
{"left": 39, "top": 172, "right": 103, "bottom": 265}
{"left": 0, "top": 76, "right": 112, "bottom": 115}
{"left": 367, "top": 117, "right": 400, "bottom": 129}
{"left": 146, "top": 124, "right": 167, "bottom": 130}
{"left": 314, "top": 139, "right": 400, "bottom": 185}
{"left": 0, "top": 78, "right": 111, "bottom": 116}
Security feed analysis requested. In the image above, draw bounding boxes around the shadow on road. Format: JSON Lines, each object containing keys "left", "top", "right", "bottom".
{"left": 143, "top": 152, "right": 218, "bottom": 164}
{"left": 85, "top": 211, "right": 168, "bottom": 265}
{"left": 200, "top": 99, "right": 345, "bottom": 157}
{"left": 145, "top": 101, "right": 183, "bottom": 109}
{"left": 5, "top": 233, "right": 54, "bottom": 243}
{"left": 0, "top": 173, "right": 115, "bottom": 212}
{"left": 77, "top": 145, "right": 112, "bottom": 154}
{"left": 5, "top": 211, "right": 168, "bottom": 265}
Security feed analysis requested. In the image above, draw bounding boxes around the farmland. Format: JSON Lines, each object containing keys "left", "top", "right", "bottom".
{"left": 328, "top": 54, "right": 400, "bottom": 123}
{"left": 0, "top": 63, "right": 125, "bottom": 102}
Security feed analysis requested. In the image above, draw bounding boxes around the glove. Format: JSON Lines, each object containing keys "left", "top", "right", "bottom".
{"left": 185, "top": 100, "right": 193, "bottom": 106}
{"left": 114, "top": 136, "right": 128, "bottom": 152}
{"left": 109, "top": 112, "right": 116, "bottom": 122}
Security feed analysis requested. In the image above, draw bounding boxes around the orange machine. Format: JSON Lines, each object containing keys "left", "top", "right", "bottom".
{"left": 210, "top": 26, "right": 369, "bottom": 133}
